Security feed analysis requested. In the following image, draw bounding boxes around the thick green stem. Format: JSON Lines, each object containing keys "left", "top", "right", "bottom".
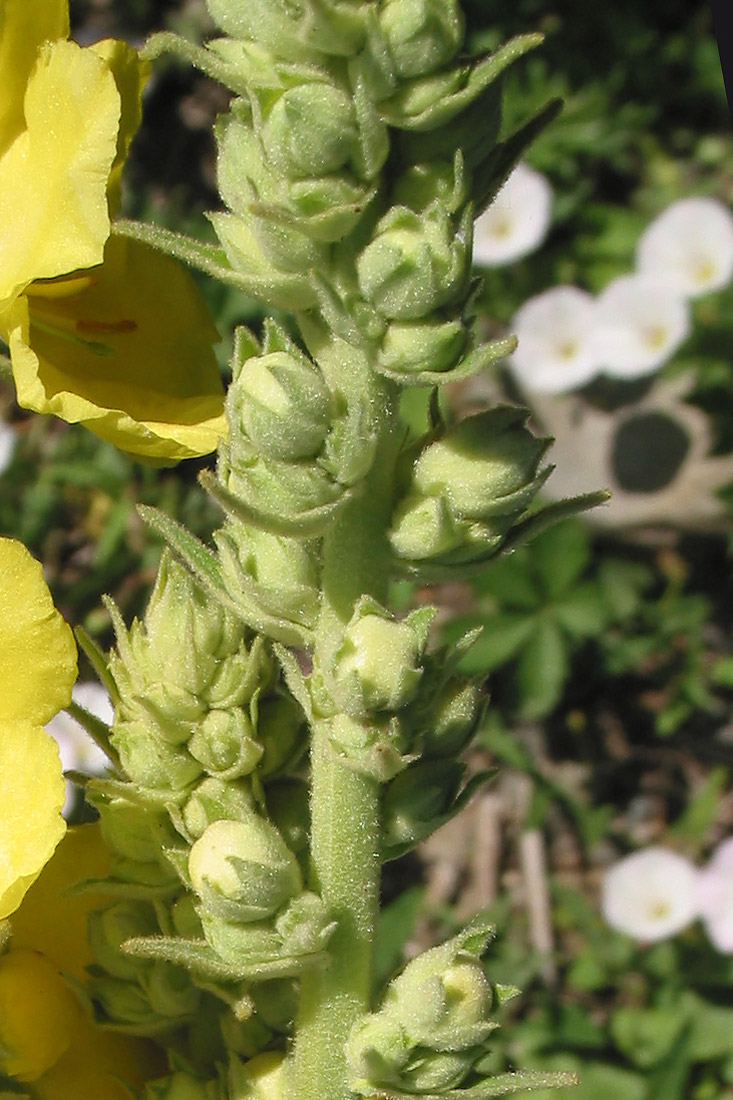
{"left": 291, "top": 378, "right": 399, "bottom": 1100}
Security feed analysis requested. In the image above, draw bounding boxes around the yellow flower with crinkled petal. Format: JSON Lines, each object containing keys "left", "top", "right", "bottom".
{"left": 0, "top": 0, "right": 226, "bottom": 458}
{"left": 0, "top": 538, "right": 77, "bottom": 920}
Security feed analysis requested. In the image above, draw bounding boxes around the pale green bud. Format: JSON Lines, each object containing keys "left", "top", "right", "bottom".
{"left": 92, "top": 975, "right": 160, "bottom": 1032}
{"left": 182, "top": 778, "right": 256, "bottom": 840}
{"left": 234, "top": 1051, "right": 287, "bottom": 1100}
{"left": 257, "top": 696, "right": 306, "bottom": 776}
{"left": 88, "top": 901, "right": 158, "bottom": 981}
{"left": 379, "top": 318, "right": 466, "bottom": 376}
{"left": 205, "top": 0, "right": 367, "bottom": 63}
{"left": 357, "top": 206, "right": 469, "bottom": 321}
{"left": 229, "top": 350, "right": 333, "bottom": 463}
{"left": 333, "top": 603, "right": 432, "bottom": 715}
{"left": 380, "top": 0, "right": 464, "bottom": 78}
{"left": 399, "top": 1049, "right": 478, "bottom": 1091}
{"left": 112, "top": 719, "right": 203, "bottom": 791}
{"left": 188, "top": 817, "right": 302, "bottom": 922}
{"left": 346, "top": 1012, "right": 410, "bottom": 1085}
{"left": 328, "top": 713, "right": 412, "bottom": 782}
{"left": 188, "top": 709, "right": 263, "bottom": 780}
{"left": 413, "top": 408, "right": 551, "bottom": 521}
{"left": 274, "top": 891, "right": 335, "bottom": 958}
{"left": 389, "top": 492, "right": 462, "bottom": 560}
{"left": 261, "top": 82, "right": 358, "bottom": 179}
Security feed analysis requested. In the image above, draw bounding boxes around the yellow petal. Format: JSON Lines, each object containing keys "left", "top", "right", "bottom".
{"left": 7, "top": 235, "right": 226, "bottom": 460}
{"left": 10, "top": 825, "right": 111, "bottom": 982}
{"left": 0, "top": 721, "right": 66, "bottom": 920}
{"left": 0, "top": 948, "right": 79, "bottom": 1081}
{"left": 90, "top": 38, "right": 151, "bottom": 215}
{"left": 0, "top": 538, "right": 77, "bottom": 725}
{"left": 0, "top": 38, "right": 119, "bottom": 308}
{"left": 0, "top": 0, "right": 69, "bottom": 154}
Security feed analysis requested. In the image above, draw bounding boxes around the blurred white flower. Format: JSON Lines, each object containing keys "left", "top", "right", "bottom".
{"left": 0, "top": 420, "right": 17, "bottom": 474}
{"left": 601, "top": 847, "right": 699, "bottom": 943}
{"left": 45, "top": 681, "right": 113, "bottom": 816}
{"left": 696, "top": 837, "right": 733, "bottom": 953}
{"left": 636, "top": 197, "right": 733, "bottom": 298}
{"left": 590, "top": 274, "right": 690, "bottom": 379}
{"left": 509, "top": 285, "right": 600, "bottom": 393}
{"left": 473, "top": 162, "right": 552, "bottom": 267}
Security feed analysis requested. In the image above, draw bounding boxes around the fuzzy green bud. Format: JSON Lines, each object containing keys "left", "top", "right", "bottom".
{"left": 357, "top": 206, "right": 469, "bottom": 321}
{"left": 112, "top": 720, "right": 203, "bottom": 791}
{"left": 88, "top": 901, "right": 158, "bottom": 981}
{"left": 142, "top": 1070, "right": 224, "bottom": 1100}
{"left": 389, "top": 492, "right": 461, "bottom": 561}
{"left": 229, "top": 349, "right": 333, "bottom": 463}
{"left": 188, "top": 709, "right": 263, "bottom": 780}
{"left": 97, "top": 796, "right": 178, "bottom": 865}
{"left": 379, "top": 319, "right": 466, "bottom": 376}
{"left": 188, "top": 817, "right": 302, "bottom": 922}
{"left": 332, "top": 603, "right": 433, "bottom": 715}
{"left": 421, "top": 680, "right": 480, "bottom": 757}
{"left": 182, "top": 778, "right": 257, "bottom": 840}
{"left": 413, "top": 408, "right": 550, "bottom": 521}
{"left": 380, "top": 0, "right": 464, "bottom": 77}
{"left": 262, "top": 82, "right": 358, "bottom": 179}
{"left": 328, "top": 713, "right": 412, "bottom": 782}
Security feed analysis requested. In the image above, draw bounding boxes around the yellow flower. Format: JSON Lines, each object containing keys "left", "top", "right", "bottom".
{"left": 3, "top": 826, "right": 166, "bottom": 1097}
{"left": 5, "top": 235, "right": 227, "bottom": 460}
{"left": 0, "top": 537, "right": 77, "bottom": 920}
{"left": 0, "top": 0, "right": 226, "bottom": 459}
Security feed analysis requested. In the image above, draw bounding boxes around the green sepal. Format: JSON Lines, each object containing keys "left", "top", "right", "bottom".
{"left": 381, "top": 764, "right": 494, "bottom": 860}
{"left": 272, "top": 643, "right": 314, "bottom": 721}
{"left": 137, "top": 505, "right": 311, "bottom": 647}
{"left": 350, "top": 1069, "right": 578, "bottom": 1099}
{"left": 201, "top": 468, "right": 350, "bottom": 540}
{"left": 379, "top": 34, "right": 543, "bottom": 131}
{"left": 375, "top": 334, "right": 517, "bottom": 387}
{"left": 208, "top": 212, "right": 320, "bottom": 310}
{"left": 472, "top": 97, "right": 563, "bottom": 217}
{"left": 75, "top": 625, "right": 121, "bottom": 707}
{"left": 122, "top": 934, "right": 252, "bottom": 981}
{"left": 64, "top": 697, "right": 122, "bottom": 774}
{"left": 500, "top": 491, "right": 612, "bottom": 555}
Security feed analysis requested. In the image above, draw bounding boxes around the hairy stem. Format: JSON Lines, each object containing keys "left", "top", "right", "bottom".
{"left": 291, "top": 376, "right": 399, "bottom": 1100}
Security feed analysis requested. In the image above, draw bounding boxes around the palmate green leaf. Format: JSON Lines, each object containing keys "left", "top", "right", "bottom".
{"left": 472, "top": 553, "right": 541, "bottom": 609}
{"left": 552, "top": 582, "right": 608, "bottom": 640}
{"left": 611, "top": 1005, "right": 685, "bottom": 1069}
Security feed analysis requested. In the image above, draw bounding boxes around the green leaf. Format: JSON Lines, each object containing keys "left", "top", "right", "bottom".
{"left": 473, "top": 553, "right": 540, "bottom": 609}
{"left": 515, "top": 617, "right": 569, "bottom": 719}
{"left": 611, "top": 1005, "right": 685, "bottom": 1069}
{"left": 455, "top": 612, "right": 537, "bottom": 675}
{"left": 597, "top": 558, "right": 653, "bottom": 621}
{"left": 552, "top": 582, "right": 607, "bottom": 640}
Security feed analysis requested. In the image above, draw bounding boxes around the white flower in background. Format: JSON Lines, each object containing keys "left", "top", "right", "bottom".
{"left": 509, "top": 285, "right": 600, "bottom": 394}
{"left": 636, "top": 197, "right": 733, "bottom": 299}
{"left": 0, "top": 420, "right": 17, "bottom": 474}
{"left": 590, "top": 273, "right": 690, "bottom": 379}
{"left": 696, "top": 837, "right": 733, "bottom": 953}
{"left": 45, "top": 680, "right": 112, "bottom": 816}
{"left": 473, "top": 162, "right": 552, "bottom": 267}
{"left": 601, "top": 847, "right": 699, "bottom": 943}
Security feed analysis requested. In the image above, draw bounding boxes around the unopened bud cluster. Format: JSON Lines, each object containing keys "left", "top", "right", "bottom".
{"left": 347, "top": 920, "right": 517, "bottom": 1095}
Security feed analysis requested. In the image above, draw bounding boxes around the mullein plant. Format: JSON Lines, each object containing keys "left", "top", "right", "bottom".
{"left": 0, "top": 0, "right": 606, "bottom": 1098}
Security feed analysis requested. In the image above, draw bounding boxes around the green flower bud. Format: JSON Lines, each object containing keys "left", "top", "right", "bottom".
{"left": 205, "top": 0, "right": 367, "bottom": 63}
{"left": 257, "top": 696, "right": 307, "bottom": 776}
{"left": 92, "top": 975, "right": 161, "bottom": 1032}
{"left": 233, "top": 1051, "right": 287, "bottom": 1100}
{"left": 328, "top": 713, "right": 412, "bottom": 782}
{"left": 182, "top": 778, "right": 257, "bottom": 840}
{"left": 261, "top": 82, "right": 358, "bottom": 179}
{"left": 357, "top": 206, "right": 470, "bottom": 321}
{"left": 332, "top": 602, "right": 433, "bottom": 715}
{"left": 188, "top": 709, "right": 263, "bottom": 780}
{"left": 146, "top": 960, "right": 200, "bottom": 1020}
{"left": 413, "top": 408, "right": 551, "bottom": 521}
{"left": 189, "top": 817, "right": 302, "bottom": 922}
{"left": 229, "top": 349, "right": 333, "bottom": 463}
{"left": 112, "top": 719, "right": 203, "bottom": 791}
{"left": 389, "top": 492, "right": 462, "bottom": 561}
{"left": 88, "top": 901, "right": 158, "bottom": 981}
{"left": 399, "top": 1049, "right": 478, "bottom": 1092}
{"left": 380, "top": 0, "right": 464, "bottom": 78}
{"left": 379, "top": 318, "right": 467, "bottom": 376}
